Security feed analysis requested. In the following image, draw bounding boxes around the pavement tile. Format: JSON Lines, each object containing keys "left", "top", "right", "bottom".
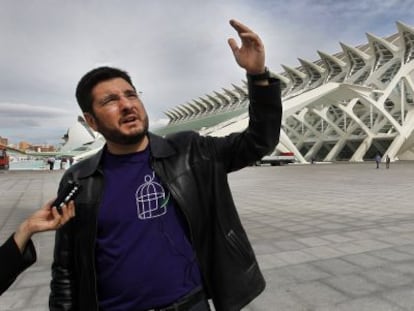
{"left": 362, "top": 268, "right": 413, "bottom": 287}
{"left": 30, "top": 286, "right": 50, "bottom": 307}
{"left": 369, "top": 248, "right": 414, "bottom": 262}
{"left": 282, "top": 263, "right": 331, "bottom": 282}
{"left": 311, "top": 258, "right": 361, "bottom": 276}
{"left": 394, "top": 243, "right": 414, "bottom": 255}
{"left": 383, "top": 287, "right": 414, "bottom": 310}
{"left": 353, "top": 239, "right": 392, "bottom": 251}
{"left": 323, "top": 274, "right": 382, "bottom": 297}
{"left": 262, "top": 268, "right": 297, "bottom": 289}
{"left": 275, "top": 250, "right": 317, "bottom": 265}
{"left": 257, "top": 254, "right": 288, "bottom": 270}
{"left": 273, "top": 240, "right": 307, "bottom": 251}
{"left": 377, "top": 234, "right": 414, "bottom": 246}
{"left": 342, "top": 253, "right": 388, "bottom": 269}
{"left": 316, "top": 296, "right": 406, "bottom": 311}
{"left": 330, "top": 241, "right": 368, "bottom": 255}
{"left": 288, "top": 281, "right": 348, "bottom": 308}
{"left": 316, "top": 223, "right": 348, "bottom": 231}
{"left": 296, "top": 237, "right": 331, "bottom": 247}
{"left": 0, "top": 287, "right": 35, "bottom": 310}
{"left": 389, "top": 262, "right": 414, "bottom": 276}
{"left": 302, "top": 245, "right": 345, "bottom": 259}
{"left": 320, "top": 234, "right": 353, "bottom": 243}
{"left": 251, "top": 241, "right": 280, "bottom": 255}
{"left": 245, "top": 289, "right": 308, "bottom": 311}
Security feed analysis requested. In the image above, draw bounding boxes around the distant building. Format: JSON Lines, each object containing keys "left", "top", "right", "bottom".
{"left": 59, "top": 116, "right": 105, "bottom": 161}
{"left": 18, "top": 141, "right": 32, "bottom": 151}
{"left": 27, "top": 144, "right": 56, "bottom": 153}
{"left": 0, "top": 136, "right": 8, "bottom": 146}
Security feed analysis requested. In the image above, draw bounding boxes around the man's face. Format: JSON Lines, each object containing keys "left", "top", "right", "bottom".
{"left": 85, "top": 78, "right": 149, "bottom": 146}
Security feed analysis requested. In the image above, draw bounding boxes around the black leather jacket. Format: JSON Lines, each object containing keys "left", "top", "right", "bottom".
{"left": 49, "top": 79, "right": 282, "bottom": 311}
{"left": 0, "top": 235, "right": 36, "bottom": 295}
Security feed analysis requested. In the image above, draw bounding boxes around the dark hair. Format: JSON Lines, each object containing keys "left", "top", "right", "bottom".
{"left": 75, "top": 66, "right": 135, "bottom": 113}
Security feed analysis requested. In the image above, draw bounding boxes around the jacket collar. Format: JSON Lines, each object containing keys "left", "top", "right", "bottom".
{"left": 76, "top": 132, "right": 176, "bottom": 179}
{"left": 148, "top": 132, "right": 176, "bottom": 158}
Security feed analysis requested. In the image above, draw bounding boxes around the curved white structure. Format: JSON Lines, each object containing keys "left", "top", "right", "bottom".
{"left": 158, "top": 21, "right": 414, "bottom": 163}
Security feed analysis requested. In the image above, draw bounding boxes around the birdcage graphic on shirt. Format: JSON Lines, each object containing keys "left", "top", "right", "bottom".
{"left": 135, "top": 172, "right": 169, "bottom": 220}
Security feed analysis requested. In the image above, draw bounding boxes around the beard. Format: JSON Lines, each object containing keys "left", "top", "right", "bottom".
{"left": 94, "top": 115, "right": 149, "bottom": 146}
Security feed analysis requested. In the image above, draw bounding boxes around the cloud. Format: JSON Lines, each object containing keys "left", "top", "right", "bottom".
{"left": 0, "top": 102, "right": 69, "bottom": 118}
{"left": 0, "top": 101, "right": 77, "bottom": 144}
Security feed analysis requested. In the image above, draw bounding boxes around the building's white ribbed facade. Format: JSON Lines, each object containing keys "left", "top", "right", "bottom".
{"left": 158, "top": 21, "right": 414, "bottom": 163}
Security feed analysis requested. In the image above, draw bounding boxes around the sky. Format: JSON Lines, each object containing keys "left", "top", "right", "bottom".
{"left": 1, "top": 0, "right": 414, "bottom": 146}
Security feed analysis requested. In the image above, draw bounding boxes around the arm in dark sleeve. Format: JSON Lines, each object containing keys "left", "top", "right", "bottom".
{"left": 0, "top": 234, "right": 36, "bottom": 295}
{"left": 206, "top": 77, "right": 282, "bottom": 171}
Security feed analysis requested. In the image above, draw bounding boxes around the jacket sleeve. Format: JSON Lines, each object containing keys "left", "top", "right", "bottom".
{"left": 49, "top": 177, "right": 76, "bottom": 310}
{"left": 0, "top": 234, "right": 36, "bottom": 295}
{"left": 205, "top": 77, "right": 282, "bottom": 172}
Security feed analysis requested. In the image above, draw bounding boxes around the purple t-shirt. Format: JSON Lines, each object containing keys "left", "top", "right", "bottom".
{"left": 96, "top": 147, "right": 202, "bottom": 311}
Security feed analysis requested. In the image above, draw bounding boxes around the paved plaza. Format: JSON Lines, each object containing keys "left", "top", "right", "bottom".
{"left": 1, "top": 161, "right": 414, "bottom": 310}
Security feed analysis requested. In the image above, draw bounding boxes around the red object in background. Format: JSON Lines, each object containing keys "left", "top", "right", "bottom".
{"left": 280, "top": 152, "right": 294, "bottom": 156}
{"left": 0, "top": 147, "right": 10, "bottom": 169}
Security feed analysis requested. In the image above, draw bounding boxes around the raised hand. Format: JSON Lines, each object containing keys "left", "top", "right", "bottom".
{"left": 227, "top": 19, "right": 266, "bottom": 75}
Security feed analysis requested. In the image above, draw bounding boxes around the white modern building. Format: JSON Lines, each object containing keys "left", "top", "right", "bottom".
{"left": 59, "top": 116, "right": 105, "bottom": 161}
{"left": 155, "top": 21, "right": 414, "bottom": 163}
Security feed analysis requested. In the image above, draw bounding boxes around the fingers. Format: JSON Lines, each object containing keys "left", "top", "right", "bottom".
{"left": 47, "top": 197, "right": 56, "bottom": 206}
{"left": 240, "top": 32, "right": 262, "bottom": 45}
{"left": 229, "top": 19, "right": 261, "bottom": 44}
{"left": 228, "top": 19, "right": 264, "bottom": 51}
{"left": 228, "top": 19, "right": 253, "bottom": 46}
{"left": 227, "top": 38, "right": 239, "bottom": 54}
{"left": 229, "top": 19, "right": 253, "bottom": 34}
{"left": 51, "top": 206, "right": 63, "bottom": 227}
{"left": 66, "top": 201, "right": 76, "bottom": 218}
{"left": 41, "top": 197, "right": 56, "bottom": 211}
{"left": 228, "top": 31, "right": 262, "bottom": 54}
{"left": 48, "top": 200, "right": 75, "bottom": 230}
{"left": 59, "top": 200, "right": 76, "bottom": 226}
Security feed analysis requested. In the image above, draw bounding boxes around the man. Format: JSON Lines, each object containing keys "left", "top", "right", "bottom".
{"left": 375, "top": 153, "right": 381, "bottom": 169}
{"left": 0, "top": 200, "right": 74, "bottom": 295}
{"left": 47, "top": 157, "right": 56, "bottom": 170}
{"left": 50, "top": 19, "right": 282, "bottom": 311}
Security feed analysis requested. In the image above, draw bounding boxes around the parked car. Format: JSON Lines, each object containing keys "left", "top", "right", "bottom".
{"left": 256, "top": 152, "right": 295, "bottom": 166}
{"left": 0, "top": 147, "right": 10, "bottom": 169}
